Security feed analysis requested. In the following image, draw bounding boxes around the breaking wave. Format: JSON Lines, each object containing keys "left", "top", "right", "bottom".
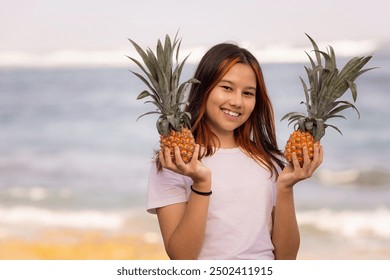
{"left": 317, "top": 168, "right": 390, "bottom": 187}
{"left": 297, "top": 207, "right": 390, "bottom": 239}
{"left": 0, "top": 39, "right": 379, "bottom": 67}
{"left": 0, "top": 206, "right": 125, "bottom": 230}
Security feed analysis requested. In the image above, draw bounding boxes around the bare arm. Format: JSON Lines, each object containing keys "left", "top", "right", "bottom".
{"left": 157, "top": 145, "right": 211, "bottom": 259}
{"left": 272, "top": 143, "right": 323, "bottom": 259}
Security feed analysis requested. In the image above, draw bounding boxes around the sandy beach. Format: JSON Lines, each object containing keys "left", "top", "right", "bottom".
{"left": 0, "top": 208, "right": 169, "bottom": 260}
{"left": 1, "top": 225, "right": 389, "bottom": 260}
{"left": 0, "top": 197, "right": 389, "bottom": 260}
{"left": 0, "top": 228, "right": 168, "bottom": 260}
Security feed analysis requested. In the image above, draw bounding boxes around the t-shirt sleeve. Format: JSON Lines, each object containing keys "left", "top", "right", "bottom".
{"left": 146, "top": 162, "right": 192, "bottom": 214}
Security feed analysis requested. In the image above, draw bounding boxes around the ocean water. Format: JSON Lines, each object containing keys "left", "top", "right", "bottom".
{"left": 0, "top": 56, "right": 389, "bottom": 257}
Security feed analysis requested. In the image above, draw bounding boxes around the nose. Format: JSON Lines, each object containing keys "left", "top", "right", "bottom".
{"left": 229, "top": 91, "right": 243, "bottom": 107}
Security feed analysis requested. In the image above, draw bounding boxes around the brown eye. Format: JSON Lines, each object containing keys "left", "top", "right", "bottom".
{"left": 244, "top": 91, "right": 255, "bottom": 96}
{"left": 222, "top": 86, "right": 232, "bottom": 91}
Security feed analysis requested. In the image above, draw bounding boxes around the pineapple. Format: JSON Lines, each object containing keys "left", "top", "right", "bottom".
{"left": 282, "top": 34, "right": 375, "bottom": 165}
{"left": 127, "top": 32, "right": 199, "bottom": 163}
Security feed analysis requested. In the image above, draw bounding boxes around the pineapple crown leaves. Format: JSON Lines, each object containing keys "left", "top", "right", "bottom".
{"left": 282, "top": 33, "right": 376, "bottom": 142}
{"left": 127, "top": 31, "right": 200, "bottom": 134}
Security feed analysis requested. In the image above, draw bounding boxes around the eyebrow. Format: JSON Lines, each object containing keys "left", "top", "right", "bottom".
{"left": 220, "top": 79, "right": 256, "bottom": 91}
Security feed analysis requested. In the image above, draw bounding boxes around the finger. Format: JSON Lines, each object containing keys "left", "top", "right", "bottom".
{"left": 158, "top": 149, "right": 166, "bottom": 167}
{"left": 163, "top": 147, "right": 174, "bottom": 167}
{"left": 302, "top": 145, "right": 310, "bottom": 170}
{"left": 315, "top": 143, "right": 324, "bottom": 166}
{"left": 318, "top": 143, "right": 324, "bottom": 162}
{"left": 191, "top": 144, "right": 200, "bottom": 161}
{"left": 309, "top": 143, "right": 323, "bottom": 172}
{"left": 313, "top": 142, "right": 319, "bottom": 157}
{"left": 291, "top": 152, "right": 301, "bottom": 170}
{"left": 313, "top": 143, "right": 322, "bottom": 164}
{"left": 174, "top": 146, "right": 185, "bottom": 167}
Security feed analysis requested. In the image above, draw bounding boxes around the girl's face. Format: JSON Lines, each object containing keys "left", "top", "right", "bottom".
{"left": 205, "top": 63, "right": 257, "bottom": 139}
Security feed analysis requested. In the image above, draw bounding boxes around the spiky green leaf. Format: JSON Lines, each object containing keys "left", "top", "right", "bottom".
{"left": 157, "top": 117, "right": 170, "bottom": 135}
{"left": 330, "top": 56, "right": 372, "bottom": 102}
{"left": 299, "top": 77, "right": 311, "bottom": 113}
{"left": 136, "top": 110, "right": 160, "bottom": 121}
{"left": 325, "top": 114, "right": 347, "bottom": 121}
{"left": 314, "top": 50, "right": 333, "bottom": 71}
{"left": 137, "top": 90, "right": 151, "bottom": 100}
{"left": 305, "top": 33, "right": 322, "bottom": 67}
{"left": 128, "top": 39, "right": 159, "bottom": 81}
{"left": 144, "top": 100, "right": 163, "bottom": 112}
{"left": 328, "top": 103, "right": 360, "bottom": 119}
{"left": 324, "top": 124, "right": 343, "bottom": 135}
{"left": 346, "top": 80, "right": 357, "bottom": 102}
{"left": 313, "top": 118, "right": 325, "bottom": 142}
{"left": 130, "top": 71, "right": 159, "bottom": 97}
{"left": 128, "top": 32, "right": 199, "bottom": 131}
{"left": 282, "top": 34, "right": 375, "bottom": 141}
{"left": 281, "top": 112, "right": 307, "bottom": 122}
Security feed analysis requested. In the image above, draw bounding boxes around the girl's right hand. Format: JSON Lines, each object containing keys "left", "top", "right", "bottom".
{"left": 159, "top": 144, "right": 211, "bottom": 186}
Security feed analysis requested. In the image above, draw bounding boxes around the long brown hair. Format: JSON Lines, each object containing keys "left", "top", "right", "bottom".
{"left": 187, "top": 43, "right": 285, "bottom": 176}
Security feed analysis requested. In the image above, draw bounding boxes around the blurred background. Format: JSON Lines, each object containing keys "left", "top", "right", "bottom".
{"left": 0, "top": 0, "right": 389, "bottom": 259}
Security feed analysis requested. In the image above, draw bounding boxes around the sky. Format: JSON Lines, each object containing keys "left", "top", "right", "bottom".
{"left": 1, "top": 0, "right": 389, "bottom": 67}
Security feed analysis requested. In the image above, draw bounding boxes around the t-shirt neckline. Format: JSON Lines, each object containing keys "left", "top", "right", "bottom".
{"left": 214, "top": 147, "right": 241, "bottom": 154}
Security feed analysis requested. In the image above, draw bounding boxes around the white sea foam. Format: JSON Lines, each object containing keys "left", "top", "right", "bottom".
{"left": 318, "top": 169, "right": 361, "bottom": 185}
{"left": 1, "top": 186, "right": 72, "bottom": 203}
{"left": 0, "top": 39, "right": 379, "bottom": 67}
{"left": 317, "top": 168, "right": 390, "bottom": 186}
{"left": 0, "top": 49, "right": 128, "bottom": 68}
{"left": 297, "top": 208, "right": 390, "bottom": 239}
{"left": 1, "top": 205, "right": 388, "bottom": 241}
{"left": 0, "top": 206, "right": 125, "bottom": 230}
{"left": 5, "top": 186, "right": 49, "bottom": 201}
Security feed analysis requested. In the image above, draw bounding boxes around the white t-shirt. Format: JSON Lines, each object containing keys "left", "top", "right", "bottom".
{"left": 147, "top": 147, "right": 277, "bottom": 260}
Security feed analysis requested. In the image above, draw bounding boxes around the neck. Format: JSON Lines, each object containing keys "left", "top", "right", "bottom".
{"left": 214, "top": 132, "right": 237, "bottom": 149}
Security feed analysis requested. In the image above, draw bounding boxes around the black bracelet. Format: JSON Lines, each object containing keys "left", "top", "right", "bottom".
{"left": 190, "top": 185, "right": 212, "bottom": 196}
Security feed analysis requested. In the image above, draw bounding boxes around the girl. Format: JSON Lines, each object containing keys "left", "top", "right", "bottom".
{"left": 147, "top": 43, "right": 323, "bottom": 260}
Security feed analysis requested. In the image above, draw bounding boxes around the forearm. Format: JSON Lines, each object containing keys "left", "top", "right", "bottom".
{"left": 164, "top": 181, "right": 211, "bottom": 259}
{"left": 271, "top": 184, "right": 300, "bottom": 260}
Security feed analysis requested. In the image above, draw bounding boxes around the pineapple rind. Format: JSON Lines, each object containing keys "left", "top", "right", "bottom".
{"left": 284, "top": 130, "right": 315, "bottom": 165}
{"left": 160, "top": 127, "right": 195, "bottom": 163}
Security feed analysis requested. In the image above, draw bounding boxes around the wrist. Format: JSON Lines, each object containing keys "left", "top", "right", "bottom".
{"left": 192, "top": 170, "right": 211, "bottom": 188}
{"left": 192, "top": 176, "right": 211, "bottom": 193}
{"left": 190, "top": 185, "right": 212, "bottom": 196}
{"left": 276, "top": 182, "right": 294, "bottom": 194}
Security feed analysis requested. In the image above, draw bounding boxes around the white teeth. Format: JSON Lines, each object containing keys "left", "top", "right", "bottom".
{"left": 222, "top": 109, "right": 240, "bottom": 117}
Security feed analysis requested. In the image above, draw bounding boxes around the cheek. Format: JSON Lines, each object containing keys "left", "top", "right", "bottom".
{"left": 205, "top": 90, "right": 224, "bottom": 113}
{"left": 205, "top": 100, "right": 217, "bottom": 120}
{"left": 245, "top": 99, "right": 256, "bottom": 115}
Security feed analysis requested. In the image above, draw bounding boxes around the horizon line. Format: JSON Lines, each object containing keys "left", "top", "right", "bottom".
{"left": 0, "top": 39, "right": 382, "bottom": 68}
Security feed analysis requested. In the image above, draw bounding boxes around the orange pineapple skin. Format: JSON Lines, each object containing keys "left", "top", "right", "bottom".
{"left": 159, "top": 127, "right": 195, "bottom": 163}
{"left": 284, "top": 130, "right": 314, "bottom": 165}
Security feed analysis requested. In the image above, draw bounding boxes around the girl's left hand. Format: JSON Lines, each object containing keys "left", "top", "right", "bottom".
{"left": 278, "top": 142, "right": 323, "bottom": 188}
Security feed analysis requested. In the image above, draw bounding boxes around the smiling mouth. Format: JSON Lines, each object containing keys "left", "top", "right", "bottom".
{"left": 222, "top": 109, "right": 240, "bottom": 117}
